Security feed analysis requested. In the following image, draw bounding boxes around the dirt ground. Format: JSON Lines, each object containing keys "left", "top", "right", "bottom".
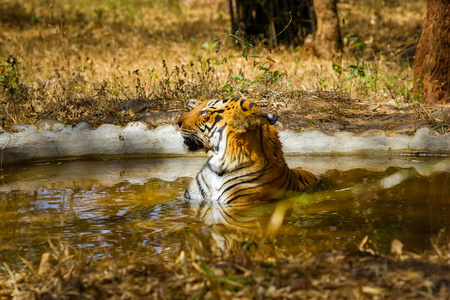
{"left": 108, "top": 93, "right": 450, "bottom": 136}
{"left": 274, "top": 92, "right": 450, "bottom": 135}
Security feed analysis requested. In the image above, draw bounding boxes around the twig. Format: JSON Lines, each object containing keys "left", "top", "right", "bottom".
{"left": 417, "top": 101, "right": 433, "bottom": 121}
{"left": 2, "top": 263, "right": 19, "bottom": 294}
{"left": 0, "top": 135, "right": 10, "bottom": 151}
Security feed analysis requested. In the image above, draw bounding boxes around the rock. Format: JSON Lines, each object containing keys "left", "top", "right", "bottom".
{"left": 124, "top": 122, "right": 150, "bottom": 132}
{"left": 0, "top": 125, "right": 5, "bottom": 134}
{"left": 35, "top": 119, "right": 66, "bottom": 131}
{"left": 11, "top": 124, "right": 37, "bottom": 133}
{"left": 73, "top": 122, "right": 93, "bottom": 131}
{"left": 385, "top": 99, "right": 399, "bottom": 107}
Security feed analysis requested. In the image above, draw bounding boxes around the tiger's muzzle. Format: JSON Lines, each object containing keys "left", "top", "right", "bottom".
{"left": 178, "top": 108, "right": 208, "bottom": 152}
{"left": 181, "top": 133, "right": 204, "bottom": 152}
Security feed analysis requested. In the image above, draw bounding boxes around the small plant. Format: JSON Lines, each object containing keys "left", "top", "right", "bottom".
{"left": 201, "top": 42, "right": 217, "bottom": 53}
{"left": 384, "top": 67, "right": 420, "bottom": 103}
{"left": 411, "top": 78, "right": 423, "bottom": 103}
{"left": 219, "top": 32, "right": 287, "bottom": 95}
{"left": 256, "top": 60, "right": 285, "bottom": 85}
{"left": 0, "top": 55, "right": 25, "bottom": 100}
{"left": 0, "top": 54, "right": 32, "bottom": 122}
{"left": 332, "top": 60, "right": 382, "bottom": 96}
{"left": 344, "top": 34, "right": 365, "bottom": 50}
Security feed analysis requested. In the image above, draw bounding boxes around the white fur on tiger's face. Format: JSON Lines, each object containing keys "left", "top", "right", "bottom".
{"left": 178, "top": 97, "right": 317, "bottom": 206}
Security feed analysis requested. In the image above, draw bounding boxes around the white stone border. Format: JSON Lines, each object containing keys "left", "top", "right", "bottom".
{"left": 1, "top": 122, "right": 449, "bottom": 165}
{"left": 279, "top": 128, "right": 450, "bottom": 154}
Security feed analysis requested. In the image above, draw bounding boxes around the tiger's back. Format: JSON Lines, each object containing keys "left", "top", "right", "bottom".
{"left": 178, "top": 97, "right": 317, "bottom": 205}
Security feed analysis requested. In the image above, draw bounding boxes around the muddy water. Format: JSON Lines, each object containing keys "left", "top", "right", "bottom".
{"left": 0, "top": 156, "right": 449, "bottom": 266}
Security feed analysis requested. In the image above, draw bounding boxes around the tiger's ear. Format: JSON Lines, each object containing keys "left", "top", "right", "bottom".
{"left": 235, "top": 113, "right": 278, "bottom": 131}
{"left": 262, "top": 113, "right": 278, "bottom": 125}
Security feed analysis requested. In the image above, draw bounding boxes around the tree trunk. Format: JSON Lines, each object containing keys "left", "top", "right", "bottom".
{"left": 229, "top": 0, "right": 316, "bottom": 46}
{"left": 413, "top": 0, "right": 450, "bottom": 104}
{"left": 313, "top": 0, "right": 342, "bottom": 58}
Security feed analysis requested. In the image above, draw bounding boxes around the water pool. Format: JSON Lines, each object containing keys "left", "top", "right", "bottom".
{"left": 0, "top": 156, "right": 449, "bottom": 266}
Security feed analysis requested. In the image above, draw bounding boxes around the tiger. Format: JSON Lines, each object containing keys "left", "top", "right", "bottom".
{"left": 177, "top": 97, "right": 318, "bottom": 206}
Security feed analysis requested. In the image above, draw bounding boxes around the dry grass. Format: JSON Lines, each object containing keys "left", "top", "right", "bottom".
{"left": 0, "top": 0, "right": 428, "bottom": 128}
{"left": 0, "top": 231, "right": 449, "bottom": 299}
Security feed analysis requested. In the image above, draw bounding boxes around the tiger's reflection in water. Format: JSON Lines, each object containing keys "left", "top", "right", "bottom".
{"left": 187, "top": 197, "right": 296, "bottom": 251}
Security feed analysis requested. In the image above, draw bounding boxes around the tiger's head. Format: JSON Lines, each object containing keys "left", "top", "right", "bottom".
{"left": 177, "top": 97, "right": 278, "bottom": 155}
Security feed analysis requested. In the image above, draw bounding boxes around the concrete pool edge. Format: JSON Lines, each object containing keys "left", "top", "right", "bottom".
{"left": 1, "top": 122, "right": 449, "bottom": 165}
{"left": 2, "top": 156, "right": 449, "bottom": 193}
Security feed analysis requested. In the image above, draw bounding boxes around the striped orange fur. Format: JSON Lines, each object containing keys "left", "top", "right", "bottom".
{"left": 178, "top": 97, "right": 317, "bottom": 205}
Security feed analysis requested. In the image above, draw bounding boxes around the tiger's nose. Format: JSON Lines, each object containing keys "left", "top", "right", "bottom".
{"left": 177, "top": 114, "right": 187, "bottom": 128}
